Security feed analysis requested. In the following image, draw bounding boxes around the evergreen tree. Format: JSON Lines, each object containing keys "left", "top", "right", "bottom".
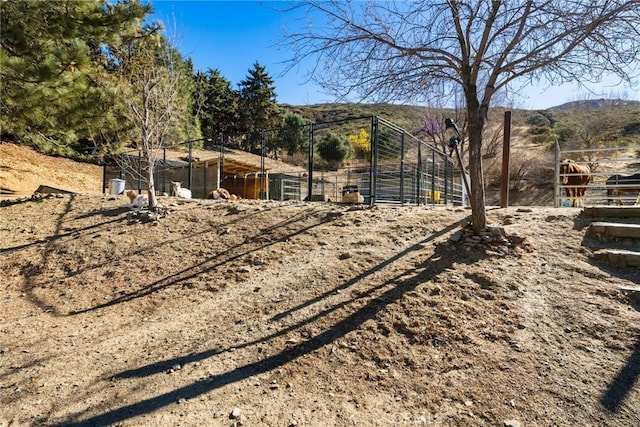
{"left": 237, "top": 61, "right": 282, "bottom": 153}
{"left": 0, "top": 0, "right": 151, "bottom": 154}
{"left": 179, "top": 58, "right": 202, "bottom": 146}
{"left": 195, "top": 68, "right": 239, "bottom": 143}
{"left": 317, "top": 132, "right": 352, "bottom": 171}
{"left": 278, "top": 112, "right": 309, "bottom": 156}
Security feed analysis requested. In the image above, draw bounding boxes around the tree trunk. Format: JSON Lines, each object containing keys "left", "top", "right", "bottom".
{"left": 146, "top": 149, "right": 158, "bottom": 209}
{"left": 465, "top": 94, "right": 487, "bottom": 233}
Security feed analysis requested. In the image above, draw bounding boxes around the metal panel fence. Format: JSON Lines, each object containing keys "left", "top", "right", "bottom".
{"left": 372, "top": 117, "right": 455, "bottom": 205}
{"left": 104, "top": 115, "right": 461, "bottom": 206}
{"left": 554, "top": 142, "right": 640, "bottom": 206}
{"left": 103, "top": 152, "right": 216, "bottom": 198}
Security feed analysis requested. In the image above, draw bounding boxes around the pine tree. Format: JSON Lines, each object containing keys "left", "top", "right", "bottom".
{"left": 237, "top": 62, "right": 282, "bottom": 153}
{"left": 195, "top": 68, "right": 239, "bottom": 142}
{"left": 0, "top": 0, "right": 151, "bottom": 153}
{"left": 279, "top": 112, "right": 309, "bottom": 156}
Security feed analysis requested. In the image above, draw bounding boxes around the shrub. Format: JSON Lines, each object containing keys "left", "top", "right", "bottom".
{"left": 623, "top": 121, "right": 640, "bottom": 136}
{"left": 484, "top": 149, "right": 554, "bottom": 190}
{"left": 316, "top": 132, "right": 352, "bottom": 170}
{"left": 525, "top": 113, "right": 551, "bottom": 127}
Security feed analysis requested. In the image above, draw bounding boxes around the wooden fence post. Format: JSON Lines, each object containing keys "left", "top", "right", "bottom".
{"left": 500, "top": 111, "right": 511, "bottom": 208}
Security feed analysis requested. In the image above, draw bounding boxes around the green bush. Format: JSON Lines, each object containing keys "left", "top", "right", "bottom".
{"left": 316, "top": 132, "right": 352, "bottom": 170}
{"left": 623, "top": 121, "right": 640, "bottom": 136}
{"left": 530, "top": 133, "right": 551, "bottom": 144}
{"left": 527, "top": 126, "right": 550, "bottom": 135}
{"left": 525, "top": 113, "right": 551, "bottom": 127}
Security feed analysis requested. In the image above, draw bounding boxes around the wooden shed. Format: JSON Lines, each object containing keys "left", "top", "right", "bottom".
{"left": 220, "top": 158, "right": 269, "bottom": 200}
{"left": 105, "top": 149, "right": 273, "bottom": 200}
{"left": 190, "top": 157, "right": 269, "bottom": 199}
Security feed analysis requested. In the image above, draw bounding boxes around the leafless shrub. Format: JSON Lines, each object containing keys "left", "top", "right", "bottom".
{"left": 482, "top": 125, "right": 504, "bottom": 159}
{"left": 484, "top": 150, "right": 554, "bottom": 190}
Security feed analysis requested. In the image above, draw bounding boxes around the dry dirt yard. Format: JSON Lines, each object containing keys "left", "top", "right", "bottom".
{"left": 1, "top": 144, "right": 639, "bottom": 427}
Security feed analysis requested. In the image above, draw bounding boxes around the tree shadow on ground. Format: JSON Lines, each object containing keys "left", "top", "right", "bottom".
{"left": 8, "top": 198, "right": 151, "bottom": 316}
{"left": 601, "top": 340, "right": 640, "bottom": 414}
{"left": 66, "top": 205, "right": 351, "bottom": 315}
{"left": 58, "top": 217, "right": 491, "bottom": 427}
{"left": 0, "top": 198, "right": 128, "bottom": 256}
{"left": 15, "top": 202, "right": 312, "bottom": 316}
{"left": 74, "top": 205, "right": 131, "bottom": 218}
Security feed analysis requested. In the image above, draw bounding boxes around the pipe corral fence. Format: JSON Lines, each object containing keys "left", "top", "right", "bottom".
{"left": 104, "top": 115, "right": 466, "bottom": 206}
{"left": 554, "top": 142, "right": 640, "bottom": 206}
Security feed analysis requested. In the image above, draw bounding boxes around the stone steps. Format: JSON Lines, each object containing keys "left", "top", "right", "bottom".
{"left": 589, "top": 222, "right": 640, "bottom": 239}
{"left": 583, "top": 205, "right": 640, "bottom": 218}
{"left": 583, "top": 206, "right": 640, "bottom": 269}
{"left": 594, "top": 249, "right": 640, "bottom": 268}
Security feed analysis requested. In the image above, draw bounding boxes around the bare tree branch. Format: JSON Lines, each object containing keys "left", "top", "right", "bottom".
{"left": 282, "top": 0, "right": 640, "bottom": 231}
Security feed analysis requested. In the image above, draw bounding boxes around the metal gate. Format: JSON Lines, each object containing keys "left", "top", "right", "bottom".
{"left": 372, "top": 117, "right": 455, "bottom": 205}
{"left": 307, "top": 116, "right": 456, "bottom": 205}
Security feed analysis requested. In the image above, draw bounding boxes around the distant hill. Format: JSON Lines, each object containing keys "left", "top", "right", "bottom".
{"left": 549, "top": 98, "right": 640, "bottom": 110}
{"left": 281, "top": 103, "right": 433, "bottom": 135}
{"left": 282, "top": 99, "right": 640, "bottom": 138}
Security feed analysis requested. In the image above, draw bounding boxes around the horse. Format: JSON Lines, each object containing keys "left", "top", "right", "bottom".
{"left": 560, "top": 159, "right": 591, "bottom": 207}
{"left": 606, "top": 173, "right": 640, "bottom": 205}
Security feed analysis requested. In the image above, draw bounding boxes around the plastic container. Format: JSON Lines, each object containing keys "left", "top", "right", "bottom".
{"left": 109, "top": 179, "right": 126, "bottom": 195}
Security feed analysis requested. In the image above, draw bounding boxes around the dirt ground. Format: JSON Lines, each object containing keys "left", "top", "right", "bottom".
{"left": 1, "top": 143, "right": 639, "bottom": 426}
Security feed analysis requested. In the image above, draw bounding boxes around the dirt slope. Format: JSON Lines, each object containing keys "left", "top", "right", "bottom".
{"left": 0, "top": 143, "right": 103, "bottom": 196}
{"left": 1, "top": 145, "right": 639, "bottom": 427}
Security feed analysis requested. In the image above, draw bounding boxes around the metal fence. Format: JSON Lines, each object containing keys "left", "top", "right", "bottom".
{"left": 554, "top": 142, "right": 640, "bottom": 206}
{"left": 372, "top": 117, "right": 457, "bottom": 205}
{"left": 103, "top": 150, "right": 198, "bottom": 197}
{"left": 105, "top": 115, "right": 462, "bottom": 206}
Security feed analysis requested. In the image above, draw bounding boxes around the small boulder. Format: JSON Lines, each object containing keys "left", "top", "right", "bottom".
{"left": 230, "top": 407, "right": 242, "bottom": 419}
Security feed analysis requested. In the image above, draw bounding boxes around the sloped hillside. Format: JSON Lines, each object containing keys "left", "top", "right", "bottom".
{"left": 0, "top": 143, "right": 103, "bottom": 196}
{"left": 1, "top": 146, "right": 639, "bottom": 426}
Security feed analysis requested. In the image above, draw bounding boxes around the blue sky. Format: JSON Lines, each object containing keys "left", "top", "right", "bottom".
{"left": 149, "top": 0, "right": 330, "bottom": 105}
{"left": 148, "top": 0, "right": 640, "bottom": 109}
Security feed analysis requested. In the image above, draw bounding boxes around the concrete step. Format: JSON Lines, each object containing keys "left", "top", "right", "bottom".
{"left": 594, "top": 249, "right": 640, "bottom": 268}
{"left": 589, "top": 222, "right": 640, "bottom": 239}
{"left": 618, "top": 286, "right": 640, "bottom": 306}
{"left": 583, "top": 205, "right": 640, "bottom": 218}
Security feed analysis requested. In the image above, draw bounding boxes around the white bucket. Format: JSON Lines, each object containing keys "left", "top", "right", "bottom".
{"left": 109, "top": 179, "right": 126, "bottom": 195}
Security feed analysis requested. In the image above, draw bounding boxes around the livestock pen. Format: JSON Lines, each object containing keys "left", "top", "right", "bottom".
{"left": 555, "top": 142, "right": 640, "bottom": 206}
{"left": 103, "top": 115, "right": 464, "bottom": 206}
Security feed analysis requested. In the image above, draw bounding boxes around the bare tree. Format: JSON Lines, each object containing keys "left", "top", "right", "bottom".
{"left": 284, "top": 1, "right": 640, "bottom": 231}
{"left": 113, "top": 32, "right": 192, "bottom": 210}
